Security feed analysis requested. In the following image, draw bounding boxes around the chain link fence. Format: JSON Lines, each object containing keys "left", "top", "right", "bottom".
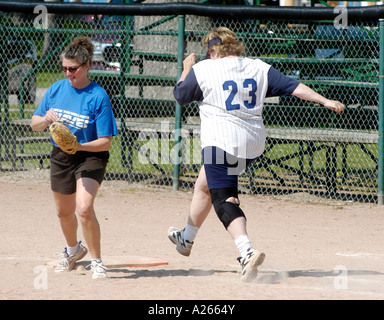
{"left": 0, "top": 2, "right": 381, "bottom": 203}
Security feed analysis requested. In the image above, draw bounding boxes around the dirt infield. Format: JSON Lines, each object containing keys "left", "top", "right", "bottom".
{"left": 1, "top": 174, "right": 384, "bottom": 302}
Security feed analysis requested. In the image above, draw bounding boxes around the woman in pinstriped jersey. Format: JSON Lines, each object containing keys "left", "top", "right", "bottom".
{"left": 168, "top": 27, "right": 345, "bottom": 282}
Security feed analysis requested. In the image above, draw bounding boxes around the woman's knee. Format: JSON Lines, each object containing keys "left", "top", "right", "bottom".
{"left": 76, "top": 200, "right": 95, "bottom": 221}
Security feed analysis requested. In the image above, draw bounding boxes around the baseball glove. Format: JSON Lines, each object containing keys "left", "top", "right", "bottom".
{"left": 49, "top": 122, "right": 79, "bottom": 155}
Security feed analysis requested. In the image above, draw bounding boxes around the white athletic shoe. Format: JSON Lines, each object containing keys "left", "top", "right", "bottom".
{"left": 89, "top": 260, "right": 108, "bottom": 279}
{"left": 238, "top": 248, "right": 265, "bottom": 282}
{"left": 55, "top": 241, "right": 88, "bottom": 272}
{"left": 168, "top": 226, "right": 194, "bottom": 257}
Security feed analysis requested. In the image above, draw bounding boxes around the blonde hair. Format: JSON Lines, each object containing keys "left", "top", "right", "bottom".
{"left": 62, "top": 36, "right": 94, "bottom": 65}
{"left": 202, "top": 27, "right": 245, "bottom": 57}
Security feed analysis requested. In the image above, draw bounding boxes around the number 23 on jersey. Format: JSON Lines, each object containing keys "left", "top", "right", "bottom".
{"left": 223, "top": 78, "right": 257, "bottom": 111}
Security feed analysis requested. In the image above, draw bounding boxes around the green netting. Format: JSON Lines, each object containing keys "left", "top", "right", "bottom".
{"left": 0, "top": 4, "right": 380, "bottom": 203}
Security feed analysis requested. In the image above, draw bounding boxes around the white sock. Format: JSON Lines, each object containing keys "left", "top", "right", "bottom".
{"left": 234, "top": 234, "right": 252, "bottom": 258}
{"left": 67, "top": 243, "right": 79, "bottom": 256}
{"left": 183, "top": 224, "right": 199, "bottom": 243}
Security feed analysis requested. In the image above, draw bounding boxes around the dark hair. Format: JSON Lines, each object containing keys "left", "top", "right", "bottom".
{"left": 62, "top": 36, "right": 94, "bottom": 65}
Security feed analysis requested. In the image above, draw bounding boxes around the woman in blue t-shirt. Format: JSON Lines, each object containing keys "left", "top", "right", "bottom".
{"left": 31, "top": 36, "right": 118, "bottom": 279}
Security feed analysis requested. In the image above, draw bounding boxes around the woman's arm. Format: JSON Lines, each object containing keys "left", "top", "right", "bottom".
{"left": 32, "top": 111, "right": 112, "bottom": 152}
{"left": 178, "top": 53, "right": 197, "bottom": 83}
{"left": 77, "top": 136, "right": 112, "bottom": 152}
{"left": 31, "top": 109, "right": 59, "bottom": 131}
{"left": 292, "top": 83, "right": 345, "bottom": 114}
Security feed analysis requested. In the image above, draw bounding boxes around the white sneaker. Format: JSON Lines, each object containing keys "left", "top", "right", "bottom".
{"left": 168, "top": 226, "right": 194, "bottom": 257}
{"left": 237, "top": 248, "right": 265, "bottom": 282}
{"left": 89, "top": 260, "right": 108, "bottom": 279}
{"left": 55, "top": 241, "right": 88, "bottom": 272}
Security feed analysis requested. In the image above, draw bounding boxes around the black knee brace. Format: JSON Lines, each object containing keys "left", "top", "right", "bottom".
{"left": 210, "top": 186, "right": 246, "bottom": 229}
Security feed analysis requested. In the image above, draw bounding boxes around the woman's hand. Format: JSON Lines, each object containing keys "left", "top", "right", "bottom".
{"left": 44, "top": 109, "right": 59, "bottom": 123}
{"left": 323, "top": 99, "right": 345, "bottom": 114}
{"left": 31, "top": 109, "right": 59, "bottom": 132}
{"left": 177, "top": 53, "right": 197, "bottom": 84}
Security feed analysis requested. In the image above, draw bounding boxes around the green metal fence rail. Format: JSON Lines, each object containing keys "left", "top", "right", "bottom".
{"left": 0, "top": 1, "right": 383, "bottom": 204}
{"left": 378, "top": 18, "right": 384, "bottom": 205}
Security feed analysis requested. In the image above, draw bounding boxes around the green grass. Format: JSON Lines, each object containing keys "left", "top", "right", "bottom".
{"left": 0, "top": 130, "right": 378, "bottom": 176}
{"left": 265, "top": 142, "right": 377, "bottom": 171}
{"left": 0, "top": 100, "right": 379, "bottom": 193}
{"left": 37, "top": 72, "right": 65, "bottom": 88}
{"left": 261, "top": 142, "right": 378, "bottom": 189}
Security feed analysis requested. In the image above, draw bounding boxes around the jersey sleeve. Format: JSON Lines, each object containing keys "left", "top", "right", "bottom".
{"left": 33, "top": 86, "right": 53, "bottom": 117}
{"left": 173, "top": 69, "right": 204, "bottom": 106}
{"left": 266, "top": 66, "right": 300, "bottom": 97}
{"left": 95, "top": 94, "right": 119, "bottom": 138}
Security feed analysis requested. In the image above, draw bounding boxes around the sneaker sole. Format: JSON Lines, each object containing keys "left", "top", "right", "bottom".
{"left": 92, "top": 272, "right": 107, "bottom": 279}
{"left": 168, "top": 226, "right": 178, "bottom": 245}
{"left": 68, "top": 247, "right": 88, "bottom": 271}
{"left": 241, "top": 252, "right": 265, "bottom": 283}
{"left": 168, "top": 226, "right": 192, "bottom": 257}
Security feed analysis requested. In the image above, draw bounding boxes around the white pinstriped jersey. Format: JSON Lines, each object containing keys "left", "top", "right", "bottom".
{"left": 174, "top": 57, "right": 299, "bottom": 159}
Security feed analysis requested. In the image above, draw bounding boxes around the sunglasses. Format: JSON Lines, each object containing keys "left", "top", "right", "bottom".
{"left": 60, "top": 65, "right": 82, "bottom": 73}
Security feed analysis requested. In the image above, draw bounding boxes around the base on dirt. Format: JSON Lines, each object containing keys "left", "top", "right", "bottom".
{"left": 46, "top": 255, "right": 168, "bottom": 269}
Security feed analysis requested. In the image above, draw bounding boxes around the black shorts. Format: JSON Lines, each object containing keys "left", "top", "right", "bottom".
{"left": 50, "top": 146, "right": 109, "bottom": 195}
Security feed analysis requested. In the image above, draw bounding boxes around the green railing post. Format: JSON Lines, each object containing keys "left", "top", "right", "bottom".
{"left": 378, "top": 19, "right": 384, "bottom": 205}
{"left": 173, "top": 15, "right": 185, "bottom": 191}
{"left": 0, "top": 23, "right": 9, "bottom": 128}
{"left": 120, "top": 0, "right": 133, "bottom": 172}
{"left": 0, "top": 22, "right": 4, "bottom": 167}
{"left": 0, "top": 22, "right": 10, "bottom": 163}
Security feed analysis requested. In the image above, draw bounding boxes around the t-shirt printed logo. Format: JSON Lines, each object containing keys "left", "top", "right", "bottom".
{"left": 53, "top": 108, "right": 89, "bottom": 129}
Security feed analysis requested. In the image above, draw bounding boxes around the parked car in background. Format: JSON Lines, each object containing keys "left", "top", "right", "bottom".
{"left": 0, "top": 35, "right": 37, "bottom": 104}
{"left": 82, "top": 0, "right": 126, "bottom": 73}
{"left": 83, "top": 7, "right": 132, "bottom": 98}
{"left": 6, "top": 35, "right": 37, "bottom": 104}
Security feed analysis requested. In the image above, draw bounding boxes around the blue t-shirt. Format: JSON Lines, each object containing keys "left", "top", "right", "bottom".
{"left": 34, "top": 79, "right": 119, "bottom": 146}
